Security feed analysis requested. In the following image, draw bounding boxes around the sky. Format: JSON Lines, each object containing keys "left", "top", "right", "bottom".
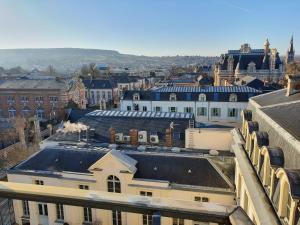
{"left": 0, "top": 0, "right": 299, "bottom": 56}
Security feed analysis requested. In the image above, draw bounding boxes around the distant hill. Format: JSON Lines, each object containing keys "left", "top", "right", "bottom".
{"left": 0, "top": 48, "right": 219, "bottom": 73}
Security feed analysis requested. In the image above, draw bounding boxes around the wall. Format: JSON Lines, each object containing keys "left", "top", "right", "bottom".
{"left": 8, "top": 154, "right": 235, "bottom": 225}
{"left": 185, "top": 128, "right": 233, "bottom": 151}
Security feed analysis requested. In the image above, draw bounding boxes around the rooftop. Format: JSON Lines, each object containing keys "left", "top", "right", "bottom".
{"left": 10, "top": 146, "right": 233, "bottom": 190}
{"left": 152, "top": 86, "right": 261, "bottom": 93}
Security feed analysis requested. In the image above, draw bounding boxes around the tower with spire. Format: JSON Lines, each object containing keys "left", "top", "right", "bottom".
{"left": 286, "top": 35, "right": 295, "bottom": 64}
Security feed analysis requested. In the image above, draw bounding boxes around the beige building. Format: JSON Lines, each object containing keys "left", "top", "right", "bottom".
{"left": 8, "top": 141, "right": 235, "bottom": 225}
{"left": 231, "top": 74, "right": 300, "bottom": 225}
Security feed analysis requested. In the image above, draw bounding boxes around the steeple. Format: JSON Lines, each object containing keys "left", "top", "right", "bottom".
{"left": 264, "top": 38, "right": 270, "bottom": 54}
{"left": 286, "top": 35, "right": 295, "bottom": 64}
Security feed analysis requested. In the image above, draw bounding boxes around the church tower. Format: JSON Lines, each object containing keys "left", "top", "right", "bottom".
{"left": 264, "top": 38, "right": 270, "bottom": 54}
{"left": 286, "top": 35, "right": 295, "bottom": 64}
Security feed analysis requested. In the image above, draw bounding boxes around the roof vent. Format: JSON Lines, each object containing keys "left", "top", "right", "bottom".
{"left": 109, "top": 144, "right": 117, "bottom": 150}
{"left": 188, "top": 169, "right": 192, "bottom": 173}
{"left": 209, "top": 149, "right": 219, "bottom": 156}
{"left": 153, "top": 166, "right": 158, "bottom": 171}
{"left": 171, "top": 147, "right": 181, "bottom": 153}
{"left": 137, "top": 145, "right": 146, "bottom": 152}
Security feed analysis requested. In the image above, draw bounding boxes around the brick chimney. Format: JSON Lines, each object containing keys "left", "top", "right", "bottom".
{"left": 165, "top": 128, "right": 173, "bottom": 147}
{"left": 129, "top": 129, "right": 138, "bottom": 146}
{"left": 286, "top": 74, "right": 300, "bottom": 96}
{"left": 108, "top": 127, "right": 116, "bottom": 144}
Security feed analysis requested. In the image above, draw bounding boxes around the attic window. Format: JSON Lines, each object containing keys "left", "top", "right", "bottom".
{"left": 229, "top": 93, "right": 237, "bottom": 102}
{"left": 198, "top": 93, "right": 206, "bottom": 102}
{"left": 153, "top": 166, "right": 158, "bottom": 171}
{"left": 169, "top": 93, "right": 177, "bottom": 101}
{"left": 188, "top": 169, "right": 192, "bottom": 174}
{"left": 133, "top": 93, "right": 140, "bottom": 101}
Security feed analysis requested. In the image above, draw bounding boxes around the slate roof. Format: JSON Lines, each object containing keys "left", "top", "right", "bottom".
{"left": 77, "top": 110, "right": 191, "bottom": 147}
{"left": 10, "top": 147, "right": 232, "bottom": 189}
{"left": 67, "top": 109, "right": 94, "bottom": 123}
{"left": 83, "top": 79, "right": 115, "bottom": 89}
{"left": 261, "top": 101, "right": 300, "bottom": 141}
{"left": 235, "top": 77, "right": 278, "bottom": 93}
{"left": 123, "top": 86, "right": 261, "bottom": 102}
{"left": 0, "top": 78, "right": 69, "bottom": 90}
{"left": 219, "top": 49, "right": 282, "bottom": 71}
{"left": 251, "top": 89, "right": 300, "bottom": 107}
{"left": 267, "top": 147, "right": 284, "bottom": 168}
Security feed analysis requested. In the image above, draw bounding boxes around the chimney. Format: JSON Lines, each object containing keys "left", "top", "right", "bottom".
{"left": 286, "top": 74, "right": 300, "bottom": 96}
{"left": 109, "top": 127, "right": 116, "bottom": 144}
{"left": 165, "top": 128, "right": 173, "bottom": 147}
{"left": 129, "top": 129, "right": 138, "bottom": 145}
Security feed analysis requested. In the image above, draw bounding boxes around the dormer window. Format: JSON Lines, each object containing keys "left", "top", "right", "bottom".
{"left": 169, "top": 93, "right": 177, "bottom": 101}
{"left": 229, "top": 93, "right": 237, "bottom": 102}
{"left": 198, "top": 93, "right": 206, "bottom": 102}
{"left": 247, "top": 61, "right": 256, "bottom": 73}
{"left": 133, "top": 93, "right": 140, "bottom": 101}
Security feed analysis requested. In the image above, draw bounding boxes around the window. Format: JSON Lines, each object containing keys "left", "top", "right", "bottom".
{"left": 140, "top": 191, "right": 153, "bottom": 225}
{"left": 21, "top": 96, "right": 29, "bottom": 102}
{"left": 198, "top": 93, "right": 206, "bottom": 102}
{"left": 35, "top": 180, "right": 44, "bottom": 185}
{"left": 38, "top": 203, "right": 48, "bottom": 216}
{"left": 133, "top": 103, "right": 139, "bottom": 111}
{"left": 228, "top": 108, "right": 238, "bottom": 118}
{"left": 79, "top": 185, "right": 89, "bottom": 190}
{"left": 83, "top": 207, "right": 92, "bottom": 222}
{"left": 36, "top": 107, "right": 44, "bottom": 119}
{"left": 184, "top": 107, "right": 193, "bottom": 113}
{"left": 133, "top": 93, "right": 140, "bottom": 101}
{"left": 194, "top": 197, "right": 209, "bottom": 202}
{"left": 154, "top": 106, "right": 161, "bottom": 112}
{"left": 22, "top": 200, "right": 30, "bottom": 217}
{"left": 211, "top": 108, "right": 221, "bottom": 117}
{"left": 8, "top": 107, "right": 16, "bottom": 118}
{"left": 7, "top": 96, "right": 14, "bottom": 103}
{"left": 112, "top": 210, "right": 122, "bottom": 225}
{"left": 142, "top": 106, "right": 147, "bottom": 112}
{"left": 169, "top": 93, "right": 177, "bottom": 101}
{"left": 127, "top": 106, "right": 131, "bottom": 111}
{"left": 107, "top": 175, "right": 121, "bottom": 193}
{"left": 56, "top": 204, "right": 64, "bottom": 220}
{"left": 229, "top": 93, "right": 238, "bottom": 102}
{"left": 173, "top": 218, "right": 184, "bottom": 225}
{"left": 35, "top": 96, "right": 43, "bottom": 102}
{"left": 197, "top": 107, "right": 207, "bottom": 116}
{"left": 168, "top": 107, "right": 177, "bottom": 113}
{"left": 49, "top": 96, "right": 58, "bottom": 102}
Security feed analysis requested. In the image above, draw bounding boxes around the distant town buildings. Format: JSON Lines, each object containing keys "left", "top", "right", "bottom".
{"left": 120, "top": 86, "right": 261, "bottom": 123}
{"left": 0, "top": 77, "right": 86, "bottom": 121}
{"left": 214, "top": 39, "right": 285, "bottom": 86}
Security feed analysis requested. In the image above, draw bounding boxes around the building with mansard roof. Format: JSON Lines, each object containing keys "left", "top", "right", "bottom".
{"left": 231, "top": 74, "right": 300, "bottom": 225}
{"left": 214, "top": 39, "right": 285, "bottom": 86}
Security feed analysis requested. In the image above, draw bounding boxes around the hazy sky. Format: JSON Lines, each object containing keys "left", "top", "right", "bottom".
{"left": 0, "top": 0, "right": 298, "bottom": 56}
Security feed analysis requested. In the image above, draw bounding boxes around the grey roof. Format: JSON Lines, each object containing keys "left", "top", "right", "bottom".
{"left": 109, "top": 150, "right": 137, "bottom": 173}
{"left": 123, "top": 86, "right": 261, "bottom": 102}
{"left": 251, "top": 89, "right": 300, "bottom": 107}
{"left": 83, "top": 79, "right": 115, "bottom": 89}
{"left": 86, "top": 110, "right": 194, "bottom": 120}
{"left": 153, "top": 86, "right": 260, "bottom": 93}
{"left": 253, "top": 131, "right": 269, "bottom": 147}
{"left": 0, "top": 78, "right": 69, "bottom": 90}
{"left": 261, "top": 101, "right": 300, "bottom": 141}
{"left": 77, "top": 111, "right": 191, "bottom": 147}
{"left": 10, "top": 147, "right": 232, "bottom": 189}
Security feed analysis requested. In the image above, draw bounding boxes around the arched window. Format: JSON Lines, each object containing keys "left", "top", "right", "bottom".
{"left": 8, "top": 107, "right": 16, "bottom": 118}
{"left": 229, "top": 93, "right": 238, "bottom": 102}
{"left": 198, "top": 93, "right": 206, "bottom": 102}
{"left": 169, "top": 93, "right": 177, "bottom": 101}
{"left": 107, "top": 175, "right": 121, "bottom": 193}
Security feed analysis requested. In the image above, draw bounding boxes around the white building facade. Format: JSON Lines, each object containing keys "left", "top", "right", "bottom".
{"left": 120, "top": 86, "right": 261, "bottom": 123}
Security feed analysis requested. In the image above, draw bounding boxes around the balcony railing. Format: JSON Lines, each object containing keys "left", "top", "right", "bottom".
{"left": 0, "top": 181, "right": 253, "bottom": 225}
